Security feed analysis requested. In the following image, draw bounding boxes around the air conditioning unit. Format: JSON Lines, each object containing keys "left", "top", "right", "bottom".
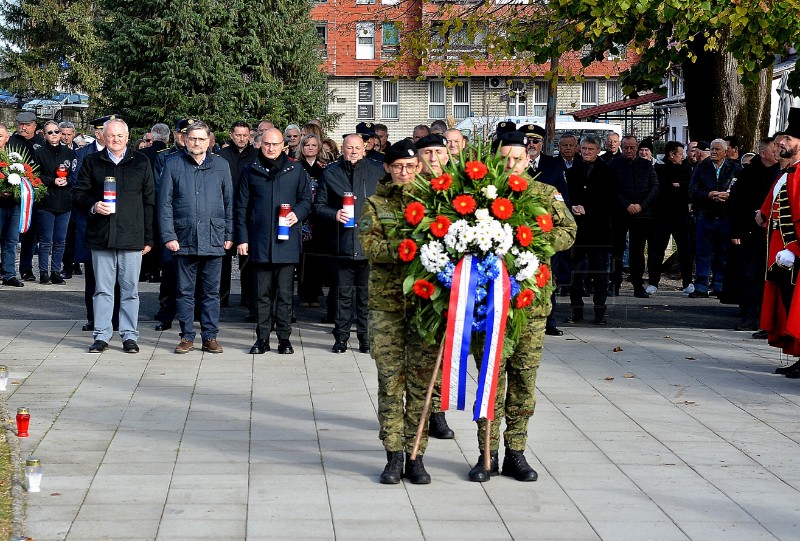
{"left": 487, "top": 77, "right": 507, "bottom": 90}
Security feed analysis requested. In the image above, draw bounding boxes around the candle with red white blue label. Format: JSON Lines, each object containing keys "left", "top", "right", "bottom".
{"left": 103, "top": 176, "right": 116, "bottom": 213}
{"left": 278, "top": 204, "right": 291, "bottom": 240}
{"left": 342, "top": 192, "right": 355, "bottom": 228}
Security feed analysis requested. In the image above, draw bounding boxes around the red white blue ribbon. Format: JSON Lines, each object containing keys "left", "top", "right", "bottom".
{"left": 474, "top": 260, "right": 510, "bottom": 421}
{"left": 18, "top": 177, "right": 34, "bottom": 234}
{"left": 441, "top": 255, "right": 479, "bottom": 412}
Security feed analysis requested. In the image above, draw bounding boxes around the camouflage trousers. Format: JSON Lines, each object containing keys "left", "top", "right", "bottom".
{"left": 474, "top": 316, "right": 546, "bottom": 451}
{"left": 370, "top": 310, "right": 440, "bottom": 455}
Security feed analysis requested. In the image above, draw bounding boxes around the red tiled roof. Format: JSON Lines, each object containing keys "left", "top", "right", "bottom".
{"left": 569, "top": 93, "right": 666, "bottom": 120}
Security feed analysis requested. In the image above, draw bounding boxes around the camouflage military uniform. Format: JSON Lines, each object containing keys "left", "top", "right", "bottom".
{"left": 359, "top": 175, "right": 440, "bottom": 455}
{"left": 475, "top": 173, "right": 576, "bottom": 451}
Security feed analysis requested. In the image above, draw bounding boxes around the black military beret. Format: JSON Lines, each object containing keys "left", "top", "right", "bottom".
{"left": 518, "top": 124, "right": 545, "bottom": 139}
{"left": 356, "top": 122, "right": 376, "bottom": 136}
{"left": 696, "top": 141, "right": 711, "bottom": 151}
{"left": 499, "top": 131, "right": 529, "bottom": 148}
{"left": 415, "top": 134, "right": 447, "bottom": 149}
{"left": 496, "top": 121, "right": 517, "bottom": 136}
{"left": 385, "top": 139, "right": 418, "bottom": 164}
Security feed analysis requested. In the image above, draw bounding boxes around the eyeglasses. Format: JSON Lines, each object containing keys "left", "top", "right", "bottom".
{"left": 528, "top": 137, "right": 543, "bottom": 144}
{"left": 390, "top": 163, "right": 417, "bottom": 173}
{"left": 287, "top": 134, "right": 300, "bottom": 138}
{"left": 186, "top": 137, "right": 209, "bottom": 143}
{"left": 46, "top": 130, "right": 60, "bottom": 135}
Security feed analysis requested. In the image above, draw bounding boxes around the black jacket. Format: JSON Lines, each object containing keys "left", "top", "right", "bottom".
{"left": 728, "top": 155, "right": 779, "bottom": 239}
{"left": 315, "top": 158, "right": 383, "bottom": 260}
{"left": 8, "top": 133, "right": 45, "bottom": 156}
{"left": 653, "top": 160, "right": 692, "bottom": 219}
{"left": 34, "top": 142, "right": 75, "bottom": 213}
{"left": 235, "top": 154, "right": 312, "bottom": 264}
{"left": 529, "top": 154, "right": 570, "bottom": 208}
{"left": 689, "top": 157, "right": 742, "bottom": 218}
{"left": 218, "top": 144, "right": 258, "bottom": 196}
{"left": 609, "top": 156, "right": 659, "bottom": 217}
{"left": 73, "top": 149, "right": 156, "bottom": 250}
{"left": 566, "top": 158, "right": 618, "bottom": 248}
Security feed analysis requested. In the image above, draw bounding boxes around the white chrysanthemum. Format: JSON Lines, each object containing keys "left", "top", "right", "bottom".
{"left": 495, "top": 223, "right": 514, "bottom": 256}
{"left": 474, "top": 208, "right": 491, "bottom": 222}
{"left": 474, "top": 220, "right": 495, "bottom": 251}
{"left": 481, "top": 185, "right": 498, "bottom": 199}
{"left": 8, "top": 152, "right": 22, "bottom": 161}
{"left": 420, "top": 241, "right": 450, "bottom": 274}
{"left": 10, "top": 163, "right": 25, "bottom": 173}
{"left": 7, "top": 173, "right": 21, "bottom": 185}
{"left": 515, "top": 251, "right": 540, "bottom": 282}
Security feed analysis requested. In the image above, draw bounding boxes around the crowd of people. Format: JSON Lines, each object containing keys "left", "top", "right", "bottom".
{"left": 0, "top": 106, "right": 799, "bottom": 483}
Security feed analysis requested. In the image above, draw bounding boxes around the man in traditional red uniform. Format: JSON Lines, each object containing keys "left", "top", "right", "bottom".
{"left": 758, "top": 108, "right": 800, "bottom": 378}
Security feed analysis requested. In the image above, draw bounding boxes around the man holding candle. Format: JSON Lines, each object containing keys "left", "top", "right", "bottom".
{"left": 159, "top": 121, "right": 234, "bottom": 354}
{"left": 236, "top": 128, "right": 312, "bottom": 355}
{"left": 74, "top": 118, "right": 155, "bottom": 354}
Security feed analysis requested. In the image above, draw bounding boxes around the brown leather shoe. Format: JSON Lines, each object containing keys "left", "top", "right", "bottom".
{"left": 175, "top": 339, "right": 194, "bottom": 354}
{"left": 202, "top": 339, "right": 223, "bottom": 353}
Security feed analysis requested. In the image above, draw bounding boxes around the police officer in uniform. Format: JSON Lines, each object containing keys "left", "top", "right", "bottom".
{"left": 468, "top": 131, "right": 576, "bottom": 483}
{"left": 359, "top": 140, "right": 440, "bottom": 485}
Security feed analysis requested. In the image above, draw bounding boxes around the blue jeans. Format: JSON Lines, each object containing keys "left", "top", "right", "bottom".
{"left": 37, "top": 209, "right": 71, "bottom": 274}
{"left": 175, "top": 255, "right": 222, "bottom": 342}
{"left": 694, "top": 214, "right": 729, "bottom": 293}
{"left": 0, "top": 205, "right": 20, "bottom": 280}
{"left": 91, "top": 249, "right": 142, "bottom": 343}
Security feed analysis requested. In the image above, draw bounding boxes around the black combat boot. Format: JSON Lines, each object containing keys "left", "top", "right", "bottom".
{"left": 565, "top": 306, "right": 583, "bottom": 324}
{"left": 502, "top": 449, "right": 538, "bottom": 482}
{"left": 39, "top": 272, "right": 51, "bottom": 285}
{"left": 404, "top": 453, "right": 431, "bottom": 484}
{"left": 468, "top": 450, "right": 499, "bottom": 482}
{"left": 379, "top": 451, "right": 404, "bottom": 484}
{"left": 428, "top": 411, "right": 455, "bottom": 439}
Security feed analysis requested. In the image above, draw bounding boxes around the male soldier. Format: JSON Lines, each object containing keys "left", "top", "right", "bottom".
{"left": 159, "top": 121, "right": 234, "bottom": 354}
{"left": 356, "top": 122, "right": 384, "bottom": 163}
{"left": 359, "top": 139, "right": 439, "bottom": 484}
{"left": 316, "top": 133, "right": 382, "bottom": 354}
{"left": 468, "top": 131, "right": 576, "bottom": 483}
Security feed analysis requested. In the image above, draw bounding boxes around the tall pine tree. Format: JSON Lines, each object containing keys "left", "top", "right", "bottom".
{"left": 97, "top": 0, "right": 331, "bottom": 130}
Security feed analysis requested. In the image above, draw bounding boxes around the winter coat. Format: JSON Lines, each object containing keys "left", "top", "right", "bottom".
{"left": 34, "top": 142, "right": 75, "bottom": 213}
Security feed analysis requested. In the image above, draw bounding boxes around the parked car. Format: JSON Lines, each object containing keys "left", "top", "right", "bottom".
{"left": 22, "top": 92, "right": 89, "bottom": 120}
{"left": 0, "top": 91, "right": 36, "bottom": 107}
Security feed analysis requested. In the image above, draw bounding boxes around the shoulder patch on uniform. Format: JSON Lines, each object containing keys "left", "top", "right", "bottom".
{"left": 377, "top": 211, "right": 397, "bottom": 222}
{"left": 554, "top": 192, "right": 564, "bottom": 202}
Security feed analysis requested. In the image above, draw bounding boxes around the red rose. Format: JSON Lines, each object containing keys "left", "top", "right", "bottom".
{"left": 536, "top": 264, "right": 551, "bottom": 288}
{"left": 404, "top": 202, "right": 425, "bottom": 225}
{"left": 430, "top": 173, "right": 453, "bottom": 191}
{"left": 515, "top": 289, "right": 535, "bottom": 308}
{"left": 23, "top": 163, "right": 33, "bottom": 173}
{"left": 491, "top": 197, "right": 514, "bottom": 220}
{"left": 508, "top": 175, "right": 528, "bottom": 192}
{"left": 413, "top": 279, "right": 435, "bottom": 299}
{"left": 430, "top": 215, "right": 451, "bottom": 238}
{"left": 453, "top": 194, "right": 477, "bottom": 215}
{"left": 398, "top": 239, "right": 417, "bottom": 262}
{"left": 536, "top": 213, "right": 553, "bottom": 232}
{"left": 516, "top": 225, "right": 533, "bottom": 247}
{"left": 465, "top": 161, "right": 488, "bottom": 180}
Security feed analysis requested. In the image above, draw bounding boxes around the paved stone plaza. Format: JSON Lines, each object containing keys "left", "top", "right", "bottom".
{"left": 1, "top": 284, "right": 799, "bottom": 540}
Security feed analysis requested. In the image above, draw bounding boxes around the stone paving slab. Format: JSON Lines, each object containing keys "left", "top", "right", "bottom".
{"left": 1, "top": 315, "right": 799, "bottom": 541}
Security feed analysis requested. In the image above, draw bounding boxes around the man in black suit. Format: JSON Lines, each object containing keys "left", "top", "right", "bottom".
{"left": 519, "top": 124, "right": 570, "bottom": 336}
{"left": 565, "top": 134, "right": 618, "bottom": 325}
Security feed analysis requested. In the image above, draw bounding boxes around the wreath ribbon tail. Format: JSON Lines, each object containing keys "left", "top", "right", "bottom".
{"left": 474, "top": 260, "right": 510, "bottom": 421}
{"left": 18, "top": 177, "right": 33, "bottom": 234}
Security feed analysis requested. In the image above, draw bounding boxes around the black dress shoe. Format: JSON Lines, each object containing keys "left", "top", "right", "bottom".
{"left": 50, "top": 272, "right": 65, "bottom": 285}
{"left": 752, "top": 330, "right": 768, "bottom": 339}
{"left": 545, "top": 326, "right": 563, "bottom": 336}
{"left": 1, "top": 277, "right": 24, "bottom": 287}
{"left": 775, "top": 360, "right": 800, "bottom": 375}
{"left": 786, "top": 367, "right": 800, "bottom": 379}
{"left": 61, "top": 271, "right": 72, "bottom": 279}
{"left": 594, "top": 316, "right": 608, "bottom": 325}
{"left": 277, "top": 339, "right": 294, "bottom": 354}
{"left": 122, "top": 339, "right": 140, "bottom": 353}
{"left": 688, "top": 290, "right": 709, "bottom": 298}
{"left": 332, "top": 340, "right": 347, "bottom": 354}
{"left": 154, "top": 321, "right": 172, "bottom": 331}
{"left": 72, "top": 263, "right": 83, "bottom": 276}
{"left": 359, "top": 340, "right": 370, "bottom": 353}
{"left": 88, "top": 340, "right": 109, "bottom": 353}
{"left": 20, "top": 270, "right": 35, "bottom": 282}
{"left": 81, "top": 321, "right": 94, "bottom": 332}
{"left": 468, "top": 451, "right": 499, "bottom": 482}
{"left": 245, "top": 313, "right": 257, "bottom": 323}
{"left": 320, "top": 315, "right": 335, "bottom": 324}
{"left": 249, "top": 339, "right": 269, "bottom": 354}
{"left": 633, "top": 289, "right": 650, "bottom": 299}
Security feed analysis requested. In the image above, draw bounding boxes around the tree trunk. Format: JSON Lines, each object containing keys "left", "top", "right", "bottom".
{"left": 682, "top": 34, "right": 771, "bottom": 152}
{"left": 544, "top": 56, "right": 558, "bottom": 153}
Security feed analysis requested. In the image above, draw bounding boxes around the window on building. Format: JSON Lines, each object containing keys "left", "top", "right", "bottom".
{"left": 382, "top": 22, "right": 399, "bottom": 49}
{"left": 429, "top": 80, "right": 446, "bottom": 119}
{"left": 532, "top": 80, "right": 547, "bottom": 116}
{"left": 382, "top": 80, "right": 399, "bottom": 119}
{"left": 382, "top": 0, "right": 399, "bottom": 4}
{"left": 430, "top": 21, "right": 486, "bottom": 52}
{"left": 356, "top": 0, "right": 375, "bottom": 4}
{"left": 357, "top": 80, "right": 374, "bottom": 119}
{"left": 606, "top": 80, "right": 623, "bottom": 103}
{"left": 668, "top": 75, "right": 684, "bottom": 97}
{"left": 581, "top": 80, "right": 597, "bottom": 109}
{"left": 453, "top": 80, "right": 470, "bottom": 119}
{"left": 315, "top": 23, "right": 328, "bottom": 58}
{"left": 356, "top": 22, "right": 375, "bottom": 60}
{"left": 507, "top": 80, "right": 527, "bottom": 116}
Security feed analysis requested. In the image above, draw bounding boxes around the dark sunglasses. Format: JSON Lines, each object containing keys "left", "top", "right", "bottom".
{"left": 46, "top": 130, "right": 60, "bottom": 135}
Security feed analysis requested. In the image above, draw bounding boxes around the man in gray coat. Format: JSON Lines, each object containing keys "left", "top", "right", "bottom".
{"left": 159, "top": 121, "right": 234, "bottom": 354}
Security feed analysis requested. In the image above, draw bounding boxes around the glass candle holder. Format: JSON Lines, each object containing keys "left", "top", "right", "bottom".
{"left": 16, "top": 407, "right": 30, "bottom": 438}
{"left": 0, "top": 366, "right": 7, "bottom": 391}
{"left": 25, "top": 458, "right": 41, "bottom": 493}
